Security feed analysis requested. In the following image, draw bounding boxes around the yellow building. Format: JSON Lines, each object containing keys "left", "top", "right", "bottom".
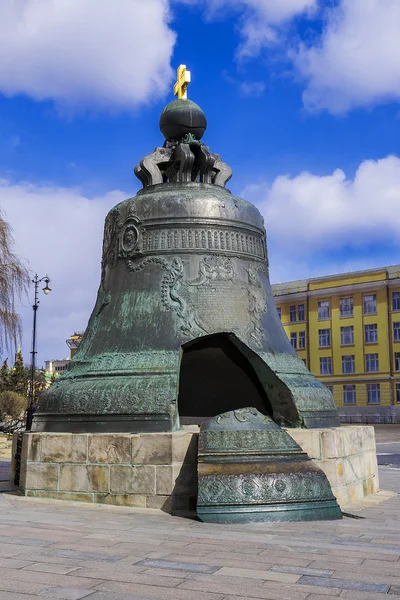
{"left": 272, "top": 265, "right": 400, "bottom": 422}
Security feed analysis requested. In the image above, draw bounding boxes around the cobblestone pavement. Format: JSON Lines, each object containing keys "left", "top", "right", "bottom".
{"left": 0, "top": 467, "right": 397, "bottom": 600}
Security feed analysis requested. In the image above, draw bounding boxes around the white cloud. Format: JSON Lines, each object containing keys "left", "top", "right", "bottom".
{"left": 181, "top": 0, "right": 316, "bottom": 22}
{"left": 0, "top": 180, "right": 127, "bottom": 364}
{"left": 258, "top": 154, "right": 400, "bottom": 246}
{"left": 176, "top": 0, "right": 316, "bottom": 57}
{"left": 295, "top": 0, "right": 400, "bottom": 113}
{"left": 181, "top": 0, "right": 400, "bottom": 114}
{"left": 0, "top": 0, "right": 176, "bottom": 111}
{"left": 243, "top": 155, "right": 400, "bottom": 278}
{"left": 236, "top": 0, "right": 317, "bottom": 58}
{"left": 240, "top": 81, "right": 266, "bottom": 97}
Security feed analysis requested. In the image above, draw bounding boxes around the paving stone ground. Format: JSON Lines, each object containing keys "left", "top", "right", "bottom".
{"left": 0, "top": 461, "right": 398, "bottom": 600}
{"left": 0, "top": 460, "right": 10, "bottom": 480}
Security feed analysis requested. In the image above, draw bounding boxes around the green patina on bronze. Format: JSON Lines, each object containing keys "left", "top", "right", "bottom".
{"left": 32, "top": 96, "right": 340, "bottom": 433}
{"left": 197, "top": 408, "right": 342, "bottom": 523}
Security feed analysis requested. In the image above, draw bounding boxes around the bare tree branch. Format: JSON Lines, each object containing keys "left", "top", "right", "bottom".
{"left": 0, "top": 208, "right": 30, "bottom": 356}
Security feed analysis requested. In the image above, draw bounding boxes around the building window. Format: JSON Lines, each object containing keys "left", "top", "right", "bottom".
{"left": 320, "top": 357, "right": 332, "bottom": 375}
{"left": 396, "top": 383, "right": 400, "bottom": 404}
{"left": 325, "top": 385, "right": 333, "bottom": 393}
{"left": 365, "top": 353, "right": 379, "bottom": 372}
{"left": 393, "top": 292, "right": 400, "bottom": 311}
{"left": 342, "top": 355, "right": 355, "bottom": 374}
{"left": 299, "top": 331, "right": 306, "bottom": 349}
{"left": 395, "top": 352, "right": 400, "bottom": 372}
{"left": 318, "top": 300, "right": 330, "bottom": 320}
{"left": 343, "top": 384, "right": 356, "bottom": 404}
{"left": 364, "top": 294, "right": 377, "bottom": 314}
{"left": 290, "top": 305, "right": 296, "bottom": 322}
{"left": 319, "top": 328, "right": 331, "bottom": 347}
{"left": 298, "top": 304, "right": 305, "bottom": 321}
{"left": 367, "top": 383, "right": 380, "bottom": 404}
{"left": 340, "top": 297, "right": 353, "bottom": 317}
{"left": 302, "top": 358, "right": 307, "bottom": 366}
{"left": 394, "top": 322, "right": 400, "bottom": 342}
{"left": 364, "top": 324, "right": 378, "bottom": 344}
{"left": 341, "top": 326, "right": 354, "bottom": 345}
{"left": 290, "top": 332, "right": 297, "bottom": 349}
{"left": 277, "top": 307, "right": 281, "bottom": 320}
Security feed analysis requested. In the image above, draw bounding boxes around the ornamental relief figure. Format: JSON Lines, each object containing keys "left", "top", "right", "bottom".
{"left": 102, "top": 207, "right": 120, "bottom": 272}
{"left": 190, "top": 255, "right": 235, "bottom": 285}
{"left": 245, "top": 264, "right": 268, "bottom": 347}
{"left": 126, "top": 255, "right": 267, "bottom": 347}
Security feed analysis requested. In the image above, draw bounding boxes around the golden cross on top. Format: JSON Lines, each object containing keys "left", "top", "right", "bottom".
{"left": 174, "top": 64, "right": 191, "bottom": 100}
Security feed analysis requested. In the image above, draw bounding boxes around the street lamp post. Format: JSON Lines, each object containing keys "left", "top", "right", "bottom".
{"left": 26, "top": 274, "right": 51, "bottom": 431}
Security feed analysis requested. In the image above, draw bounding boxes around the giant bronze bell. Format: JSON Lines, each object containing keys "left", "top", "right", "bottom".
{"left": 33, "top": 66, "right": 339, "bottom": 433}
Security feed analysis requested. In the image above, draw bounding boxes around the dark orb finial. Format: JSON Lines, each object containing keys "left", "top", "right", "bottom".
{"left": 159, "top": 99, "right": 207, "bottom": 143}
{"left": 160, "top": 64, "right": 207, "bottom": 143}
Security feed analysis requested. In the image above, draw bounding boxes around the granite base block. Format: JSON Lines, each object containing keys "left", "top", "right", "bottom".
{"left": 13, "top": 425, "right": 378, "bottom": 510}
{"left": 286, "top": 425, "right": 380, "bottom": 506}
{"left": 15, "top": 430, "right": 198, "bottom": 513}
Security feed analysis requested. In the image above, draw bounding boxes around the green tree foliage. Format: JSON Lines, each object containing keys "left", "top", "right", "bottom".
{"left": 0, "top": 350, "right": 47, "bottom": 430}
{"left": 0, "top": 390, "right": 27, "bottom": 422}
{"left": 9, "top": 350, "right": 29, "bottom": 397}
{"left": 0, "top": 358, "right": 10, "bottom": 391}
{"left": 0, "top": 209, "right": 29, "bottom": 356}
{"left": 0, "top": 351, "right": 30, "bottom": 431}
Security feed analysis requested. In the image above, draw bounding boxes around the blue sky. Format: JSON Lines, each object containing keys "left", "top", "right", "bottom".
{"left": 0, "top": 0, "right": 399, "bottom": 365}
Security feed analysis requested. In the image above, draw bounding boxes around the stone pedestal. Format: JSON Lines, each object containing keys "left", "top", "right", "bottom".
{"left": 13, "top": 425, "right": 379, "bottom": 511}
{"left": 16, "top": 430, "right": 198, "bottom": 512}
{"left": 286, "top": 426, "right": 379, "bottom": 506}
